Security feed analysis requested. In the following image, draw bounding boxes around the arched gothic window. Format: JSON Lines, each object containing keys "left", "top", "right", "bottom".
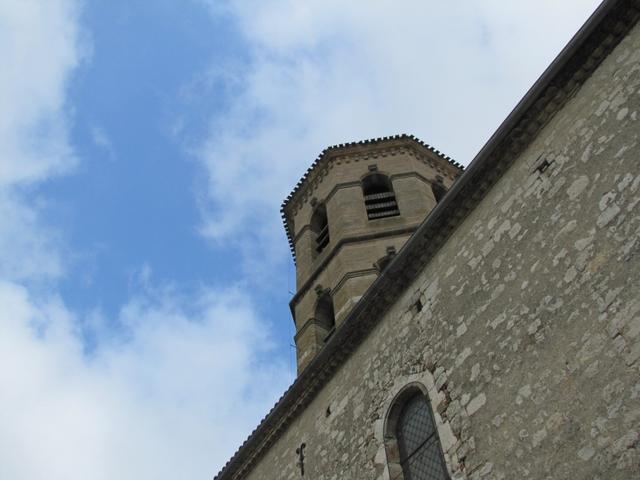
{"left": 314, "top": 291, "right": 335, "bottom": 341}
{"left": 310, "top": 204, "right": 330, "bottom": 255}
{"left": 385, "top": 386, "right": 449, "bottom": 480}
{"left": 362, "top": 173, "right": 400, "bottom": 220}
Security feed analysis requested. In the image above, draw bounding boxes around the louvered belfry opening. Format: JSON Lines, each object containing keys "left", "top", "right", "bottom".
{"left": 362, "top": 173, "right": 400, "bottom": 220}
{"left": 310, "top": 204, "right": 330, "bottom": 254}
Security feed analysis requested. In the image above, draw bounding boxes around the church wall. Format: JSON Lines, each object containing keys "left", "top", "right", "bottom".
{"left": 245, "top": 22, "right": 640, "bottom": 480}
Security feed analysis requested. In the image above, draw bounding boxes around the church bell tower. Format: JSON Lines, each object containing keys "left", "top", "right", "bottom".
{"left": 281, "top": 135, "right": 462, "bottom": 373}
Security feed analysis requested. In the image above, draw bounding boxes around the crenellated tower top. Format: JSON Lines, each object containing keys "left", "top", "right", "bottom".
{"left": 281, "top": 134, "right": 462, "bottom": 372}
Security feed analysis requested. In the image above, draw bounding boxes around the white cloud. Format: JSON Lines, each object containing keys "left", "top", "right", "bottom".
{"left": 0, "top": 1, "right": 291, "bottom": 479}
{"left": 0, "top": 0, "right": 86, "bottom": 282}
{"left": 0, "top": 0, "right": 85, "bottom": 187}
{"left": 0, "top": 280, "right": 289, "bottom": 480}
{"left": 0, "top": 190, "right": 65, "bottom": 281}
{"left": 194, "top": 0, "right": 600, "bottom": 264}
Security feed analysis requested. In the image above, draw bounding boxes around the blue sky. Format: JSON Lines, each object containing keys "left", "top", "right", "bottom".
{"left": 44, "top": 1, "right": 295, "bottom": 350}
{"left": 0, "top": 1, "right": 600, "bottom": 478}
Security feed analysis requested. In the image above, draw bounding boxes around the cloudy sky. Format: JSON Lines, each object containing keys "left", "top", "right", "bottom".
{"left": 0, "top": 1, "right": 601, "bottom": 478}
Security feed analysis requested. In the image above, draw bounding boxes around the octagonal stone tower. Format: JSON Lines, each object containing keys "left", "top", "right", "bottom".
{"left": 282, "top": 134, "right": 462, "bottom": 373}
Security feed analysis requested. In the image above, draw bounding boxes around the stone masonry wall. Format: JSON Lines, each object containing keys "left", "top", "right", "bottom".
{"left": 245, "top": 22, "right": 640, "bottom": 480}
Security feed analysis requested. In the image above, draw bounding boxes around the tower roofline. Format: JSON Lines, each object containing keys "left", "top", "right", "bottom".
{"left": 280, "top": 134, "right": 463, "bottom": 261}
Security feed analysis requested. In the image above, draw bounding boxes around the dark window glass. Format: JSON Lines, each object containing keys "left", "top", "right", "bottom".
{"left": 396, "top": 394, "right": 448, "bottom": 480}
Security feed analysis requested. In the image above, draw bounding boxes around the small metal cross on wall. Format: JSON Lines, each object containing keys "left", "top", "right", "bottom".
{"left": 295, "top": 442, "right": 306, "bottom": 476}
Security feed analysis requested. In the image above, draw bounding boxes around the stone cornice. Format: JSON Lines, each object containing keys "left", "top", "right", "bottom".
{"left": 331, "top": 267, "right": 379, "bottom": 299}
{"left": 214, "top": 1, "right": 640, "bottom": 478}
{"left": 281, "top": 135, "right": 464, "bottom": 263}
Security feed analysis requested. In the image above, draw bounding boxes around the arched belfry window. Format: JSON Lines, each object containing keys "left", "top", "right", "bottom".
{"left": 362, "top": 173, "right": 399, "bottom": 220}
{"left": 310, "top": 204, "right": 330, "bottom": 255}
{"left": 385, "top": 386, "right": 449, "bottom": 480}
{"left": 314, "top": 291, "right": 335, "bottom": 340}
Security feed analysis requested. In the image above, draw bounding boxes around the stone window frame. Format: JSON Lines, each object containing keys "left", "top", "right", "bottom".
{"left": 375, "top": 373, "right": 458, "bottom": 480}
